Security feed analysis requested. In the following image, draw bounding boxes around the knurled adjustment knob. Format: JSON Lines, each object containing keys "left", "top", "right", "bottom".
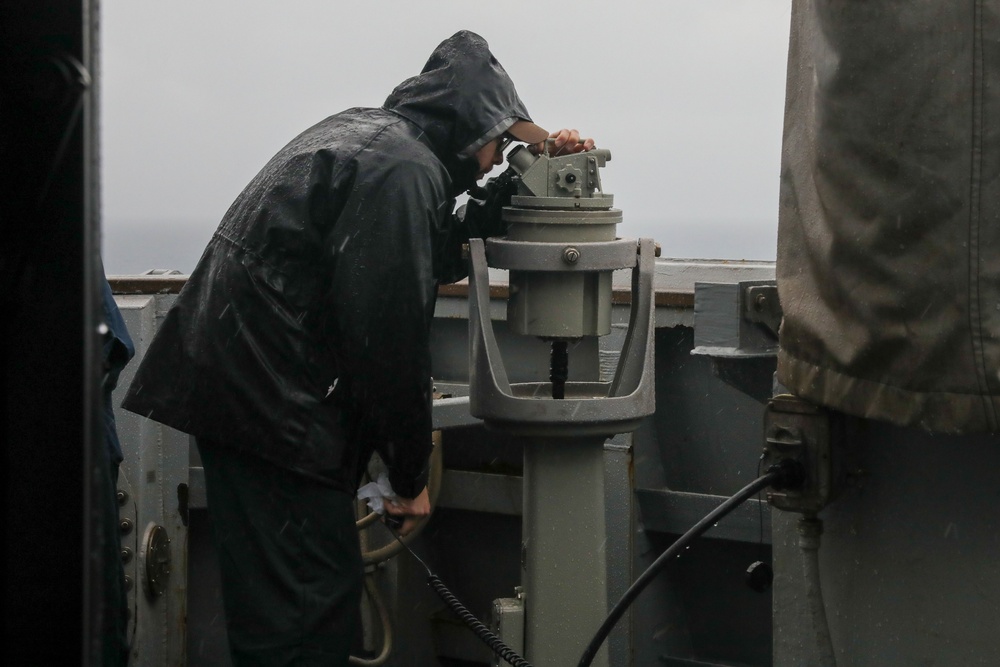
{"left": 556, "top": 164, "right": 584, "bottom": 193}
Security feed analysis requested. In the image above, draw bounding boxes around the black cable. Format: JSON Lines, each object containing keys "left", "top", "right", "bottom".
{"left": 577, "top": 462, "right": 800, "bottom": 667}
{"left": 392, "top": 533, "right": 532, "bottom": 667}
{"left": 550, "top": 340, "right": 568, "bottom": 400}
{"left": 757, "top": 450, "right": 766, "bottom": 545}
{"left": 426, "top": 574, "right": 531, "bottom": 667}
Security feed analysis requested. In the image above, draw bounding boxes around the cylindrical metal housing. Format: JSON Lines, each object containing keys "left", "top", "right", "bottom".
{"left": 502, "top": 207, "right": 621, "bottom": 338}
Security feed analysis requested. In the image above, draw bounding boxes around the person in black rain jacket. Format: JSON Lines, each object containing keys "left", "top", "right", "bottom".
{"left": 122, "top": 30, "right": 591, "bottom": 665}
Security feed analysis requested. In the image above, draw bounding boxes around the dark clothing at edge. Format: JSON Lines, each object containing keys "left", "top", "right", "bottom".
{"left": 101, "top": 276, "right": 135, "bottom": 666}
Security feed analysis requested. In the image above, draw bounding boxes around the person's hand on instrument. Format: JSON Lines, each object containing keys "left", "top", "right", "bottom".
{"left": 384, "top": 486, "right": 431, "bottom": 536}
{"left": 529, "top": 128, "right": 595, "bottom": 156}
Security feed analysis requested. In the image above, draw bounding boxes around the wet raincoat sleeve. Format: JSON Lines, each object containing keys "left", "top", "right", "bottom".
{"left": 328, "top": 159, "right": 444, "bottom": 498}
{"left": 432, "top": 169, "right": 519, "bottom": 285}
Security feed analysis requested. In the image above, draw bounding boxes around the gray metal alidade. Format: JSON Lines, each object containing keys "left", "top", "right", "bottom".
{"left": 504, "top": 144, "right": 619, "bottom": 340}
{"left": 467, "top": 143, "right": 656, "bottom": 667}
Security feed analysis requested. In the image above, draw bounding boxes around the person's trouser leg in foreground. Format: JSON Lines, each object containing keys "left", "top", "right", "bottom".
{"left": 199, "top": 444, "right": 363, "bottom": 667}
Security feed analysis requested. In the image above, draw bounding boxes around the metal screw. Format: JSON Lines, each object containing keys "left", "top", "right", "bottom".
{"left": 116, "top": 490, "right": 129, "bottom": 506}
{"left": 119, "top": 518, "right": 133, "bottom": 535}
{"left": 124, "top": 576, "right": 133, "bottom": 592}
{"left": 563, "top": 247, "right": 580, "bottom": 264}
{"left": 121, "top": 547, "right": 133, "bottom": 564}
{"left": 755, "top": 293, "right": 768, "bottom": 311}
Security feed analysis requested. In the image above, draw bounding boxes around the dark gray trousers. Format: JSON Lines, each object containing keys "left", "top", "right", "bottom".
{"left": 198, "top": 443, "right": 363, "bottom": 667}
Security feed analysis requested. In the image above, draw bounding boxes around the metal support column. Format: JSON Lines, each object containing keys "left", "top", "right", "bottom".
{"left": 523, "top": 436, "right": 609, "bottom": 666}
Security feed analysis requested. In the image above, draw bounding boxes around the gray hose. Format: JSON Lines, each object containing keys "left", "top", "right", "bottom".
{"left": 349, "top": 431, "right": 445, "bottom": 665}
{"left": 355, "top": 508, "right": 382, "bottom": 530}
{"left": 348, "top": 574, "right": 393, "bottom": 667}
{"left": 799, "top": 516, "right": 837, "bottom": 667}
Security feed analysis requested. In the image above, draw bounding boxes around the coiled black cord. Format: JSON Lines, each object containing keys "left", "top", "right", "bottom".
{"left": 578, "top": 461, "right": 803, "bottom": 667}
{"left": 426, "top": 573, "right": 532, "bottom": 667}
{"left": 393, "top": 533, "right": 532, "bottom": 667}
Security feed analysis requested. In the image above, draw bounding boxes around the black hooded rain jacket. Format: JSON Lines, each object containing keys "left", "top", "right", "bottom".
{"left": 122, "top": 31, "right": 537, "bottom": 496}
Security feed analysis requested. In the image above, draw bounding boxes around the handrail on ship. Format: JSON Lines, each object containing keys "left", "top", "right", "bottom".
{"left": 107, "top": 260, "right": 781, "bottom": 310}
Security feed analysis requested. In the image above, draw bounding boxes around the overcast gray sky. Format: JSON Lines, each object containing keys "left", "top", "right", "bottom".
{"left": 100, "top": 1, "right": 792, "bottom": 275}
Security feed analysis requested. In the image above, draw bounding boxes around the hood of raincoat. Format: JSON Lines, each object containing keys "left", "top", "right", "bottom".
{"left": 776, "top": 3, "right": 1000, "bottom": 434}
{"left": 121, "top": 31, "right": 538, "bottom": 495}
{"left": 384, "top": 30, "right": 538, "bottom": 191}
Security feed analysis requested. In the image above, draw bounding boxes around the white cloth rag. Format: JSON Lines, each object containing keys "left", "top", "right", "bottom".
{"left": 357, "top": 472, "right": 397, "bottom": 515}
